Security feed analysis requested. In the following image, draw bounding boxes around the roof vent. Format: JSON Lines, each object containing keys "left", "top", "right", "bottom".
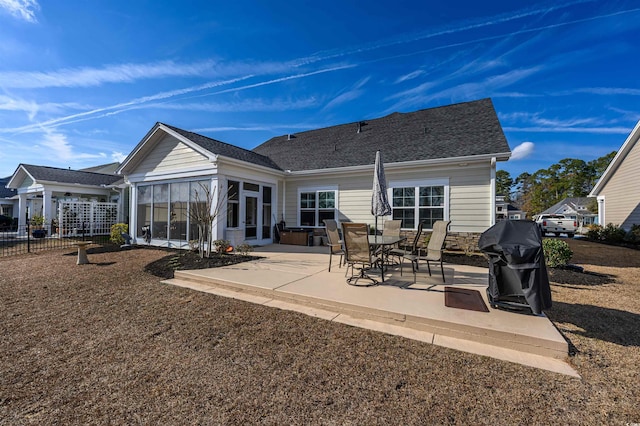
{"left": 357, "top": 121, "right": 368, "bottom": 133}
{"left": 287, "top": 134, "right": 296, "bottom": 140}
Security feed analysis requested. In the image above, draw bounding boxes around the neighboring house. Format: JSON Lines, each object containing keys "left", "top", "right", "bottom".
{"left": 6, "top": 164, "right": 123, "bottom": 234}
{"left": 495, "top": 195, "right": 526, "bottom": 221}
{"left": 589, "top": 120, "right": 640, "bottom": 231}
{"left": 0, "top": 176, "right": 18, "bottom": 218}
{"left": 538, "top": 197, "right": 598, "bottom": 232}
{"left": 117, "top": 98, "right": 511, "bottom": 248}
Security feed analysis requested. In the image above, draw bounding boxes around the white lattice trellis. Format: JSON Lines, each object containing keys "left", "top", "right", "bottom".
{"left": 58, "top": 201, "right": 119, "bottom": 236}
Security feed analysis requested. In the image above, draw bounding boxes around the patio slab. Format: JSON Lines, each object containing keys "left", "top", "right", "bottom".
{"left": 163, "top": 244, "right": 577, "bottom": 377}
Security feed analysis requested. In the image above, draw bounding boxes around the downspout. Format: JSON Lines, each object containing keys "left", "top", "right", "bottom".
{"left": 490, "top": 157, "right": 497, "bottom": 226}
{"left": 282, "top": 178, "right": 287, "bottom": 224}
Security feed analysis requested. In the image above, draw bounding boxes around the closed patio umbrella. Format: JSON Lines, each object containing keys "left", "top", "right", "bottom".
{"left": 371, "top": 150, "right": 391, "bottom": 234}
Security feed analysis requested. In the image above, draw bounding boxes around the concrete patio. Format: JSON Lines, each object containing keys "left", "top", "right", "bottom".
{"left": 162, "top": 244, "right": 578, "bottom": 377}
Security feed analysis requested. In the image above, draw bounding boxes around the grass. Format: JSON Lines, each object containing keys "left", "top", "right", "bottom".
{"left": 0, "top": 240, "right": 638, "bottom": 424}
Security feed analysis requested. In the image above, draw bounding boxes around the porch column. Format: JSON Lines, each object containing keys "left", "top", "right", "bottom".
{"left": 42, "top": 189, "right": 53, "bottom": 229}
{"left": 17, "top": 193, "right": 27, "bottom": 235}
{"left": 210, "top": 178, "right": 220, "bottom": 241}
{"left": 597, "top": 196, "right": 605, "bottom": 226}
{"left": 130, "top": 183, "right": 137, "bottom": 241}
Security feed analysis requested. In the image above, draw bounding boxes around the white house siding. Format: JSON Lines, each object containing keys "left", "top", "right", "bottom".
{"left": 599, "top": 137, "right": 640, "bottom": 230}
{"left": 134, "top": 134, "right": 211, "bottom": 175}
{"left": 448, "top": 166, "right": 492, "bottom": 232}
{"left": 284, "top": 162, "right": 492, "bottom": 233}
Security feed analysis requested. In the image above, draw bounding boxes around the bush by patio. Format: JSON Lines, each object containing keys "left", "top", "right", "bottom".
{"left": 543, "top": 238, "right": 573, "bottom": 267}
{"left": 110, "top": 223, "right": 129, "bottom": 245}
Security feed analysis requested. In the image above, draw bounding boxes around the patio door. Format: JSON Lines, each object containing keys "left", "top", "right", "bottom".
{"left": 244, "top": 195, "right": 258, "bottom": 240}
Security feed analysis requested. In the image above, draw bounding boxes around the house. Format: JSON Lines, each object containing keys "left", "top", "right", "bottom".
{"left": 538, "top": 197, "right": 597, "bottom": 232}
{"left": 495, "top": 195, "right": 526, "bottom": 221}
{"left": 117, "top": 98, "right": 511, "bottom": 248}
{"left": 0, "top": 176, "right": 18, "bottom": 219}
{"left": 589, "top": 120, "right": 640, "bottom": 231}
{"left": 6, "top": 164, "right": 124, "bottom": 235}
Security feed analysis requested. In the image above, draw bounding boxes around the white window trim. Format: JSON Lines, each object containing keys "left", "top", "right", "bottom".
{"left": 388, "top": 178, "right": 449, "bottom": 230}
{"left": 297, "top": 185, "right": 339, "bottom": 227}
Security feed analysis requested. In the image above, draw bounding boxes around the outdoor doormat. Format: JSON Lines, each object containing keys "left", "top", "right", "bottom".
{"left": 444, "top": 287, "right": 489, "bottom": 312}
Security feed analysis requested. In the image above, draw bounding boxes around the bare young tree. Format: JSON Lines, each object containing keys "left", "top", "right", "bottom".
{"left": 188, "top": 182, "right": 229, "bottom": 258}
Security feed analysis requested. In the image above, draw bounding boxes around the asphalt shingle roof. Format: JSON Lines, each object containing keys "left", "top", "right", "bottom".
{"left": 0, "top": 177, "right": 16, "bottom": 198}
{"left": 252, "top": 98, "right": 510, "bottom": 171}
{"left": 162, "top": 124, "right": 282, "bottom": 171}
{"left": 20, "top": 164, "right": 122, "bottom": 186}
{"left": 541, "top": 197, "right": 595, "bottom": 215}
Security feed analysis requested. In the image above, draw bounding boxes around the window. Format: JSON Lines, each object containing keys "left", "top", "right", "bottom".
{"left": 299, "top": 189, "right": 336, "bottom": 227}
{"left": 136, "top": 180, "right": 209, "bottom": 242}
{"left": 391, "top": 182, "right": 446, "bottom": 229}
{"left": 262, "top": 186, "right": 272, "bottom": 239}
{"left": 227, "top": 180, "right": 239, "bottom": 228}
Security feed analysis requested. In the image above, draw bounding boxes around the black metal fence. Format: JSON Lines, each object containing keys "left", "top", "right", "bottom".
{"left": 0, "top": 222, "right": 111, "bottom": 257}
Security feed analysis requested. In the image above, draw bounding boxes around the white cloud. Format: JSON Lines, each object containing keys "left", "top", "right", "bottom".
{"left": 149, "top": 97, "right": 318, "bottom": 113}
{"left": 395, "top": 70, "right": 424, "bottom": 84}
{"left": 0, "top": 60, "right": 222, "bottom": 89}
{"left": 503, "top": 126, "right": 630, "bottom": 134}
{"left": 0, "top": 0, "right": 39, "bottom": 23}
{"left": 323, "top": 77, "right": 370, "bottom": 111}
{"left": 111, "top": 152, "right": 127, "bottom": 163}
{"left": 37, "top": 130, "right": 106, "bottom": 162}
{"left": 510, "top": 142, "right": 535, "bottom": 160}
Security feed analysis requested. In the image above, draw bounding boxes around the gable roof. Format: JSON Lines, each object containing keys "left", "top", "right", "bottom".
{"left": 7, "top": 164, "right": 122, "bottom": 189}
{"left": 0, "top": 176, "right": 17, "bottom": 199}
{"left": 162, "top": 124, "right": 282, "bottom": 171}
{"left": 80, "top": 162, "right": 121, "bottom": 174}
{"left": 590, "top": 120, "right": 640, "bottom": 196}
{"left": 540, "top": 197, "right": 595, "bottom": 216}
{"left": 253, "top": 98, "right": 510, "bottom": 171}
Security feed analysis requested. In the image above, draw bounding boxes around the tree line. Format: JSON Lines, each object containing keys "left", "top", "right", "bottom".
{"left": 496, "top": 151, "right": 617, "bottom": 217}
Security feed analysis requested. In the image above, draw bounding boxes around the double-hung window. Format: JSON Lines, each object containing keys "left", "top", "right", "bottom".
{"left": 390, "top": 179, "right": 448, "bottom": 229}
{"left": 299, "top": 188, "right": 337, "bottom": 227}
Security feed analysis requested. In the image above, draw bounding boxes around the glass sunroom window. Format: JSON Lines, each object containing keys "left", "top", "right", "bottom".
{"left": 136, "top": 180, "right": 210, "bottom": 242}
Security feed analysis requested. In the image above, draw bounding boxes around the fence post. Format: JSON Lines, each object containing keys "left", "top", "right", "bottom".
{"left": 26, "top": 208, "right": 30, "bottom": 253}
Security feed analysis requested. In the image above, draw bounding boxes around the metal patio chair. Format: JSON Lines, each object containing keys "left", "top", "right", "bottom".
{"left": 341, "top": 222, "right": 382, "bottom": 286}
{"left": 323, "top": 219, "right": 344, "bottom": 272}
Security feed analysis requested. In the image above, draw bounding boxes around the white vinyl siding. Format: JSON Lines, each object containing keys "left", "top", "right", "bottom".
{"left": 600, "top": 136, "right": 640, "bottom": 230}
{"left": 284, "top": 163, "right": 493, "bottom": 233}
{"left": 135, "top": 135, "right": 210, "bottom": 175}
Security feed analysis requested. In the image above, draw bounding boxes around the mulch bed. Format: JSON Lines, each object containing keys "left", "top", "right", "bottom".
{"left": 144, "top": 250, "right": 262, "bottom": 279}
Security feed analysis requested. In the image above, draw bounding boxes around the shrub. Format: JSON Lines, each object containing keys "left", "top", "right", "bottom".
{"left": 623, "top": 224, "right": 640, "bottom": 244}
{"left": 235, "top": 243, "right": 253, "bottom": 256}
{"left": 213, "top": 239, "right": 231, "bottom": 253}
{"left": 601, "top": 223, "right": 626, "bottom": 243}
{"left": 542, "top": 238, "right": 573, "bottom": 267}
{"left": 110, "top": 223, "right": 129, "bottom": 245}
{"left": 585, "top": 224, "right": 603, "bottom": 240}
{"left": 30, "top": 214, "right": 45, "bottom": 227}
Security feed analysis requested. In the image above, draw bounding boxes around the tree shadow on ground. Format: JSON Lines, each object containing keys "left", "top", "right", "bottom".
{"left": 547, "top": 301, "right": 640, "bottom": 347}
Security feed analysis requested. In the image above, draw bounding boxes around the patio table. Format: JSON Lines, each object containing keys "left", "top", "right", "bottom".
{"left": 368, "top": 235, "right": 406, "bottom": 278}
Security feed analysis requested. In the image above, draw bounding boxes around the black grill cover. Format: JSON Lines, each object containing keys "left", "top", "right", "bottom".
{"left": 478, "top": 220, "right": 552, "bottom": 315}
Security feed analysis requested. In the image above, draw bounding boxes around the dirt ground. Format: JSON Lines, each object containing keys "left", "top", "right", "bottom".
{"left": 0, "top": 239, "right": 638, "bottom": 424}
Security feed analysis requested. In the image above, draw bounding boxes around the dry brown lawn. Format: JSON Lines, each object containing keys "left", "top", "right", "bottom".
{"left": 1, "top": 240, "right": 638, "bottom": 425}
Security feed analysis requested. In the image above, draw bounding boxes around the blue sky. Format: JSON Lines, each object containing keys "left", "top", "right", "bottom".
{"left": 1, "top": 0, "right": 639, "bottom": 179}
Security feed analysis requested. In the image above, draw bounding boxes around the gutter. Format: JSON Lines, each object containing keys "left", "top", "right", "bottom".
{"left": 287, "top": 152, "right": 512, "bottom": 176}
